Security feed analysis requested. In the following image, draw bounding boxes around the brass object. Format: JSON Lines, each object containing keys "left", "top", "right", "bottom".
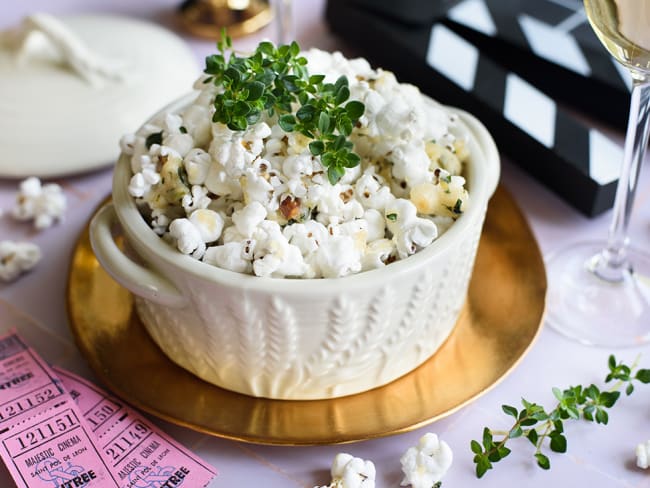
{"left": 67, "top": 186, "right": 546, "bottom": 445}
{"left": 179, "top": 0, "right": 273, "bottom": 39}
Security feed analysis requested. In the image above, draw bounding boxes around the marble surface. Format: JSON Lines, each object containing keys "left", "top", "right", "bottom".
{"left": 2, "top": 1, "right": 650, "bottom": 486}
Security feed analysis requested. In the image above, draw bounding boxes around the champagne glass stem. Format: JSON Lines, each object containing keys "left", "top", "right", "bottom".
{"left": 273, "top": 0, "right": 293, "bottom": 45}
{"left": 593, "top": 78, "right": 650, "bottom": 282}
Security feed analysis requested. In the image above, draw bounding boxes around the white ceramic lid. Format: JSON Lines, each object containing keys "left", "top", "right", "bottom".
{"left": 0, "top": 14, "right": 199, "bottom": 178}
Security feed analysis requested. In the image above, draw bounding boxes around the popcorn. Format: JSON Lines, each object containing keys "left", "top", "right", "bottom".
{"left": 189, "top": 209, "right": 224, "bottom": 243}
{"left": 182, "top": 185, "right": 211, "bottom": 214}
{"left": 169, "top": 218, "right": 206, "bottom": 259}
{"left": 241, "top": 168, "right": 274, "bottom": 206}
{"left": 119, "top": 133, "right": 138, "bottom": 155}
{"left": 251, "top": 221, "right": 306, "bottom": 278}
{"left": 391, "top": 142, "right": 431, "bottom": 187}
{"left": 393, "top": 220, "right": 438, "bottom": 259}
{"left": 122, "top": 49, "right": 471, "bottom": 278}
{"left": 163, "top": 132, "right": 194, "bottom": 157}
{"left": 363, "top": 209, "right": 385, "bottom": 242}
{"left": 129, "top": 166, "right": 161, "bottom": 199}
{"left": 150, "top": 208, "right": 171, "bottom": 236}
{"left": 232, "top": 201, "right": 267, "bottom": 237}
{"left": 210, "top": 123, "right": 270, "bottom": 177}
{"left": 316, "top": 235, "right": 362, "bottom": 278}
{"left": 400, "top": 433, "right": 453, "bottom": 488}
{"left": 12, "top": 177, "right": 66, "bottom": 229}
{"left": 354, "top": 170, "right": 394, "bottom": 211}
{"left": 128, "top": 173, "right": 147, "bottom": 198}
{"left": 315, "top": 453, "right": 376, "bottom": 488}
{"left": 283, "top": 221, "right": 329, "bottom": 255}
{"left": 163, "top": 113, "right": 184, "bottom": 133}
{"left": 282, "top": 153, "right": 314, "bottom": 179}
{"left": 636, "top": 440, "right": 650, "bottom": 469}
{"left": 362, "top": 238, "right": 395, "bottom": 270}
{"left": 183, "top": 148, "right": 212, "bottom": 185}
{"left": 204, "top": 161, "right": 240, "bottom": 198}
{"left": 253, "top": 241, "right": 305, "bottom": 278}
{"left": 0, "top": 241, "right": 41, "bottom": 282}
{"left": 384, "top": 199, "right": 418, "bottom": 234}
{"left": 203, "top": 242, "right": 251, "bottom": 274}
{"left": 182, "top": 104, "right": 212, "bottom": 147}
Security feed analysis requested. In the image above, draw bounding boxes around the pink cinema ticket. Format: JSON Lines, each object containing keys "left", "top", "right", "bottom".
{"left": 0, "top": 334, "right": 65, "bottom": 429}
{"left": 54, "top": 367, "right": 217, "bottom": 488}
{"left": 0, "top": 333, "right": 120, "bottom": 487}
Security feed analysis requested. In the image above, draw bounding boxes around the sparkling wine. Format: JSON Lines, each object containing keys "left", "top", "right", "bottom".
{"left": 584, "top": 0, "right": 650, "bottom": 74}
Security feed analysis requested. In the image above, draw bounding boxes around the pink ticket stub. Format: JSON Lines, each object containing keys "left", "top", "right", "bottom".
{"left": 0, "top": 334, "right": 65, "bottom": 429}
{"left": 0, "top": 333, "right": 120, "bottom": 487}
{"left": 55, "top": 368, "right": 217, "bottom": 488}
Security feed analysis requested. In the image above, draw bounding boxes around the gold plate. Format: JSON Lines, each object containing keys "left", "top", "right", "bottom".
{"left": 66, "top": 186, "right": 546, "bottom": 445}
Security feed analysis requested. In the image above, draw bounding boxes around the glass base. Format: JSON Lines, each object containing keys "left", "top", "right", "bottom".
{"left": 545, "top": 241, "right": 650, "bottom": 347}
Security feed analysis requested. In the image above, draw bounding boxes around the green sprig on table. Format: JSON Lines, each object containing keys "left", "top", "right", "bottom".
{"left": 471, "top": 355, "right": 650, "bottom": 478}
{"left": 203, "top": 34, "right": 365, "bottom": 185}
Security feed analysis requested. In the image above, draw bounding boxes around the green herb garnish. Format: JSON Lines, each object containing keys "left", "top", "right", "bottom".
{"left": 452, "top": 199, "right": 463, "bottom": 214}
{"left": 203, "top": 33, "right": 365, "bottom": 184}
{"left": 177, "top": 166, "right": 189, "bottom": 187}
{"left": 386, "top": 213, "right": 397, "bottom": 221}
{"left": 471, "top": 355, "right": 650, "bottom": 478}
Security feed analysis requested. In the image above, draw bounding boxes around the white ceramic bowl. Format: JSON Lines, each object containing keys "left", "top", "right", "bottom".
{"left": 89, "top": 95, "right": 500, "bottom": 400}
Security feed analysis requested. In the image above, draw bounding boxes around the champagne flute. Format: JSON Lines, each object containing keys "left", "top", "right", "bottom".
{"left": 545, "top": 0, "right": 650, "bottom": 347}
{"left": 272, "top": 0, "right": 294, "bottom": 45}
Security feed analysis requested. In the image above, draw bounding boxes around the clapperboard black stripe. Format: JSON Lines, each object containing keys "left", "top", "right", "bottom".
{"left": 443, "top": 0, "right": 630, "bottom": 128}
{"left": 481, "top": 0, "right": 529, "bottom": 47}
{"left": 325, "top": 0, "right": 621, "bottom": 216}
{"left": 473, "top": 54, "right": 508, "bottom": 112}
{"left": 554, "top": 111, "right": 591, "bottom": 175}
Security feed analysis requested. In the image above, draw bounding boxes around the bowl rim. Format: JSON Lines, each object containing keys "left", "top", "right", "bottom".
{"left": 111, "top": 93, "right": 500, "bottom": 294}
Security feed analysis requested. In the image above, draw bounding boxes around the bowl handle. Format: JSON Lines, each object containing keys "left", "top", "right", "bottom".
{"left": 89, "top": 203, "right": 187, "bottom": 308}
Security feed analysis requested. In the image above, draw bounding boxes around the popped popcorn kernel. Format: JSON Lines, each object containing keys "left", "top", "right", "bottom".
{"left": 636, "top": 440, "right": 650, "bottom": 469}
{"left": 0, "top": 240, "right": 41, "bottom": 282}
{"left": 315, "top": 453, "right": 376, "bottom": 488}
{"left": 169, "top": 218, "right": 206, "bottom": 259}
{"left": 400, "top": 433, "right": 452, "bottom": 488}
{"left": 11, "top": 177, "right": 66, "bottom": 230}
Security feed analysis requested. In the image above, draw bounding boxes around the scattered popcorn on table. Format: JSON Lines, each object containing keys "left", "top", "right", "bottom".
{"left": 11, "top": 177, "right": 66, "bottom": 229}
{"left": 636, "top": 440, "right": 650, "bottom": 469}
{"left": 0, "top": 241, "right": 41, "bottom": 282}
{"left": 314, "top": 453, "right": 376, "bottom": 488}
{"left": 123, "top": 50, "right": 471, "bottom": 278}
{"left": 400, "top": 433, "right": 453, "bottom": 488}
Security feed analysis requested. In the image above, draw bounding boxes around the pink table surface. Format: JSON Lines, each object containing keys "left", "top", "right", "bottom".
{"left": 2, "top": 1, "right": 650, "bottom": 487}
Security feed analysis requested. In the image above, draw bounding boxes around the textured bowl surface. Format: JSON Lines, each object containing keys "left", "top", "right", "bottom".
{"left": 90, "top": 95, "right": 500, "bottom": 399}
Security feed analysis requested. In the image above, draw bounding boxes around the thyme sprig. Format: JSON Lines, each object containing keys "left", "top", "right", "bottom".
{"left": 203, "top": 34, "right": 365, "bottom": 184}
{"left": 471, "top": 355, "right": 650, "bottom": 478}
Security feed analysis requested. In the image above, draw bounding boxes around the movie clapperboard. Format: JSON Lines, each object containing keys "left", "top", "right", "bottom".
{"left": 326, "top": 0, "right": 631, "bottom": 216}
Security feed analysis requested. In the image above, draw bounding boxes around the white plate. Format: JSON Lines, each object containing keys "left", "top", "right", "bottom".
{"left": 0, "top": 15, "right": 199, "bottom": 178}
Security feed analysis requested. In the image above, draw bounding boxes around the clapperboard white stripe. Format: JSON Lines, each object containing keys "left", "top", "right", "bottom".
{"left": 426, "top": 24, "right": 621, "bottom": 185}
{"left": 446, "top": 0, "right": 631, "bottom": 91}
{"left": 518, "top": 14, "right": 591, "bottom": 75}
{"left": 427, "top": 25, "right": 479, "bottom": 91}
{"left": 503, "top": 74, "right": 556, "bottom": 148}
{"left": 446, "top": 0, "right": 497, "bottom": 36}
